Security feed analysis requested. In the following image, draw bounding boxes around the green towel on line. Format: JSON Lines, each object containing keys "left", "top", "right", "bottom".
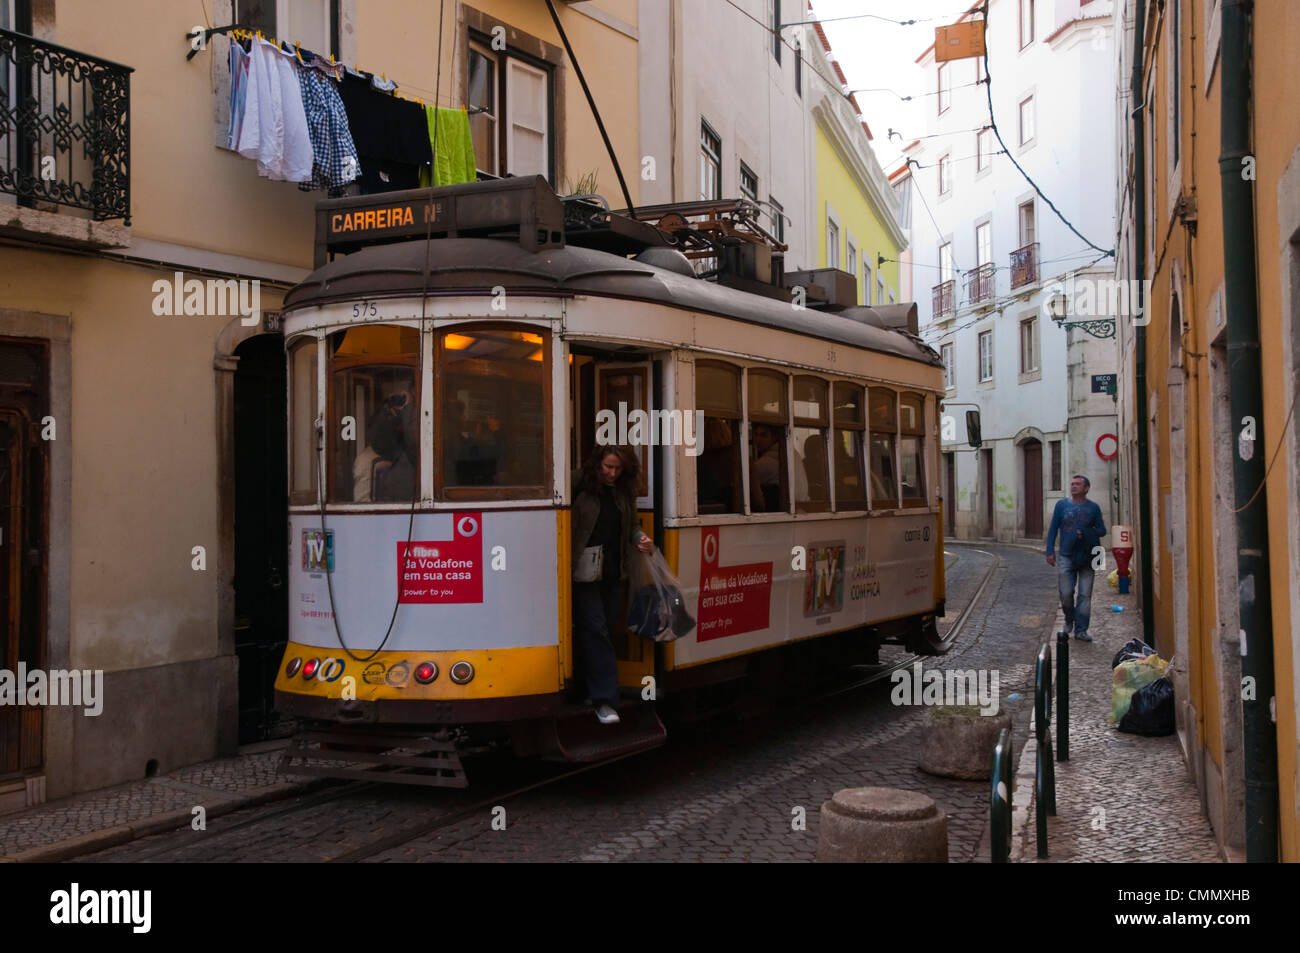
{"left": 420, "top": 106, "right": 476, "bottom": 187}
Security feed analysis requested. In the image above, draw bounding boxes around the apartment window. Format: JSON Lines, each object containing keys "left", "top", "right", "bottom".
{"left": 794, "top": 39, "right": 802, "bottom": 96}
{"left": 832, "top": 383, "right": 867, "bottom": 509}
{"left": 1019, "top": 201, "right": 1036, "bottom": 246}
{"left": 846, "top": 237, "right": 857, "bottom": 286}
{"left": 1020, "top": 316, "right": 1040, "bottom": 373}
{"left": 976, "top": 127, "right": 992, "bottom": 171}
{"left": 941, "top": 343, "right": 955, "bottom": 389}
{"left": 793, "top": 376, "right": 830, "bottom": 511}
{"left": 826, "top": 216, "right": 840, "bottom": 269}
{"left": 864, "top": 256, "right": 874, "bottom": 305}
{"left": 888, "top": 288, "right": 896, "bottom": 304}
{"left": 696, "top": 361, "right": 743, "bottom": 514}
{"left": 1049, "top": 439, "right": 1062, "bottom": 491}
{"left": 739, "top": 162, "right": 759, "bottom": 204}
{"left": 976, "top": 221, "right": 992, "bottom": 267}
{"left": 770, "top": 0, "right": 782, "bottom": 63}
{"left": 978, "top": 329, "right": 994, "bottom": 381}
{"left": 938, "top": 62, "right": 951, "bottom": 114}
{"left": 700, "top": 120, "right": 722, "bottom": 201}
{"left": 238, "top": 0, "right": 337, "bottom": 55}
{"left": 939, "top": 242, "right": 954, "bottom": 284}
{"left": 938, "top": 153, "right": 952, "bottom": 195}
{"left": 468, "top": 35, "right": 556, "bottom": 182}
{"left": 899, "top": 393, "right": 926, "bottom": 503}
{"left": 748, "top": 370, "right": 790, "bottom": 513}
{"left": 769, "top": 196, "right": 785, "bottom": 243}
{"left": 868, "top": 389, "right": 898, "bottom": 508}
{"left": 1018, "top": 95, "right": 1035, "bottom": 147}
{"left": 878, "top": 273, "right": 886, "bottom": 306}
{"left": 1019, "top": 0, "right": 1034, "bottom": 49}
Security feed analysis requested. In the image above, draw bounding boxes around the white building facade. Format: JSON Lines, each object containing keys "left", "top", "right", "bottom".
{"left": 911, "top": 0, "right": 1121, "bottom": 544}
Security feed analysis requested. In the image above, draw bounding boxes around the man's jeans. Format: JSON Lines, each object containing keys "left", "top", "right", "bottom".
{"left": 1058, "top": 561, "right": 1095, "bottom": 637}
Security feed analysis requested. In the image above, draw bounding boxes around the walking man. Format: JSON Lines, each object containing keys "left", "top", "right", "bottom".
{"left": 1045, "top": 474, "right": 1107, "bottom": 641}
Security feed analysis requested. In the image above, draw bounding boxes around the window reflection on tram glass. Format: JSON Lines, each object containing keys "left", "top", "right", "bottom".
{"left": 868, "top": 388, "right": 899, "bottom": 508}
{"left": 440, "top": 328, "right": 546, "bottom": 494}
{"left": 792, "top": 376, "right": 829, "bottom": 511}
{"left": 289, "top": 337, "right": 319, "bottom": 505}
{"left": 328, "top": 325, "right": 419, "bottom": 503}
{"left": 832, "top": 382, "right": 867, "bottom": 510}
{"left": 899, "top": 393, "right": 927, "bottom": 503}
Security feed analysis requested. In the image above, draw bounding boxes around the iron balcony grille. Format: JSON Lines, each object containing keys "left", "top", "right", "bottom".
{"left": 932, "top": 279, "right": 955, "bottom": 319}
{"left": 0, "top": 28, "right": 132, "bottom": 223}
{"left": 965, "top": 261, "right": 995, "bottom": 305}
{"left": 1010, "top": 242, "right": 1039, "bottom": 289}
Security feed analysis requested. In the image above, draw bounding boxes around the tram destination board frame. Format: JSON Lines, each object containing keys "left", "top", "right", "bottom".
{"left": 313, "top": 176, "right": 566, "bottom": 266}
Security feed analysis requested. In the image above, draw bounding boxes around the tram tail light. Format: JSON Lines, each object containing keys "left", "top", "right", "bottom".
{"left": 449, "top": 661, "right": 474, "bottom": 684}
{"left": 414, "top": 661, "right": 438, "bottom": 684}
{"left": 284, "top": 657, "right": 303, "bottom": 678}
{"left": 301, "top": 658, "right": 320, "bottom": 680}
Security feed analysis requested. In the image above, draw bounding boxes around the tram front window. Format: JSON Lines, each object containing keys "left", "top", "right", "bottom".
{"left": 440, "top": 328, "right": 546, "bottom": 497}
{"left": 328, "top": 325, "right": 419, "bottom": 503}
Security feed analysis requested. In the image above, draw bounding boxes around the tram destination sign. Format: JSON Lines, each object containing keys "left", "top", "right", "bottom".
{"left": 313, "top": 176, "right": 565, "bottom": 266}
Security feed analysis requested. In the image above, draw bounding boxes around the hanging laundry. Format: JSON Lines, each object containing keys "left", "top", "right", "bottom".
{"left": 233, "top": 39, "right": 313, "bottom": 182}
{"left": 371, "top": 73, "right": 398, "bottom": 92}
{"left": 426, "top": 106, "right": 477, "bottom": 187}
{"left": 227, "top": 41, "right": 252, "bottom": 151}
{"left": 296, "top": 64, "right": 361, "bottom": 194}
{"left": 337, "top": 72, "right": 432, "bottom": 194}
{"left": 269, "top": 44, "right": 315, "bottom": 182}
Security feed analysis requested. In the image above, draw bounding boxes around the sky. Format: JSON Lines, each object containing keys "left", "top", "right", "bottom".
{"left": 810, "top": 0, "right": 977, "bottom": 174}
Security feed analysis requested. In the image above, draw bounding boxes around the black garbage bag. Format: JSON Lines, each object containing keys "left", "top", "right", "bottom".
{"left": 1118, "top": 676, "right": 1175, "bottom": 736}
{"left": 1112, "top": 638, "right": 1156, "bottom": 669}
{"left": 626, "top": 548, "right": 696, "bottom": 642}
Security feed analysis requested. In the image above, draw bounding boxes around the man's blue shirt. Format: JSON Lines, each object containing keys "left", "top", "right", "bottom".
{"left": 1045, "top": 498, "right": 1107, "bottom": 559}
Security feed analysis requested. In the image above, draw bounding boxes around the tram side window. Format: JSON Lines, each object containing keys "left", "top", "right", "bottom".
{"left": 328, "top": 326, "right": 419, "bottom": 503}
{"left": 695, "top": 361, "right": 743, "bottom": 515}
{"left": 748, "top": 369, "right": 789, "bottom": 514}
{"left": 792, "top": 376, "right": 830, "bottom": 512}
{"left": 440, "top": 328, "right": 547, "bottom": 498}
{"left": 832, "top": 382, "right": 868, "bottom": 510}
{"left": 289, "top": 337, "right": 319, "bottom": 505}
{"left": 868, "top": 388, "right": 899, "bottom": 509}
{"left": 900, "top": 393, "right": 927, "bottom": 504}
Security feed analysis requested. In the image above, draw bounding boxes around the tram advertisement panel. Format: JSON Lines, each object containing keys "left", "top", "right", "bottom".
{"left": 673, "top": 513, "right": 936, "bottom": 666}
{"left": 289, "top": 510, "right": 558, "bottom": 651}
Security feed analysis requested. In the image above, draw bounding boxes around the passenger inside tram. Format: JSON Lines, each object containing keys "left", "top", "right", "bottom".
{"left": 749, "top": 422, "right": 785, "bottom": 512}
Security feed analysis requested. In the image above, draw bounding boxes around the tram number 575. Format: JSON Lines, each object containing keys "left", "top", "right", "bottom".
{"left": 352, "top": 301, "right": 379, "bottom": 318}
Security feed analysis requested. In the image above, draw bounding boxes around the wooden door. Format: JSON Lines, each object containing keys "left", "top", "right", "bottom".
{"left": 1023, "top": 439, "right": 1043, "bottom": 538}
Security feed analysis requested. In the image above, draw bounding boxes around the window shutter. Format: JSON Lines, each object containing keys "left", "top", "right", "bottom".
{"left": 506, "top": 58, "right": 548, "bottom": 178}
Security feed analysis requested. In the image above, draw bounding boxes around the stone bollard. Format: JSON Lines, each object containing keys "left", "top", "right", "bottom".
{"left": 815, "top": 787, "right": 948, "bottom": 862}
{"left": 919, "top": 705, "right": 1014, "bottom": 780}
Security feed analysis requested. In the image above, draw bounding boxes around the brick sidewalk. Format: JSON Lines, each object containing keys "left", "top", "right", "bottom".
{"left": 1013, "top": 585, "right": 1224, "bottom": 863}
{"left": 0, "top": 743, "right": 320, "bottom": 862}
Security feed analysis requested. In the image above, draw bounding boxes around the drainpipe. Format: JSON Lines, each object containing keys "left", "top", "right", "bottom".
{"left": 1219, "top": 0, "right": 1278, "bottom": 863}
{"left": 1131, "top": 0, "right": 1155, "bottom": 647}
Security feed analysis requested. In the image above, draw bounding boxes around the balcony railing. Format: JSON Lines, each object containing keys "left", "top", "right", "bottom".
{"left": 932, "top": 279, "right": 955, "bottom": 320}
{"left": 1010, "top": 242, "right": 1040, "bottom": 289}
{"left": 0, "top": 28, "right": 132, "bottom": 223}
{"left": 965, "top": 261, "right": 995, "bottom": 306}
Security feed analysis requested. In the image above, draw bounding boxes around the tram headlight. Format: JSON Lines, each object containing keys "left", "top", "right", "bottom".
{"left": 301, "top": 658, "right": 320, "bottom": 680}
{"left": 414, "top": 661, "right": 438, "bottom": 684}
{"left": 449, "top": 661, "right": 474, "bottom": 684}
{"left": 284, "top": 657, "right": 303, "bottom": 678}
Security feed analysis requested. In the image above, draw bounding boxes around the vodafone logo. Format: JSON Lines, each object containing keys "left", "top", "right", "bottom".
{"left": 457, "top": 516, "right": 479, "bottom": 537}
{"left": 703, "top": 532, "right": 718, "bottom": 564}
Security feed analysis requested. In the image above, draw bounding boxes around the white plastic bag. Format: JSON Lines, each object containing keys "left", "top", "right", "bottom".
{"left": 626, "top": 548, "right": 696, "bottom": 642}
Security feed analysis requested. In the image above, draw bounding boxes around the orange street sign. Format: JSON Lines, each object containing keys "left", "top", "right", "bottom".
{"left": 934, "top": 20, "right": 987, "bottom": 62}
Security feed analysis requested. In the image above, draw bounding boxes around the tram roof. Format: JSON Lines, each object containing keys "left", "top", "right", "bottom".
{"left": 283, "top": 238, "right": 942, "bottom": 368}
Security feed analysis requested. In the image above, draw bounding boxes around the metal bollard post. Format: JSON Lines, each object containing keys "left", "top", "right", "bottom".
{"left": 990, "top": 727, "right": 1012, "bottom": 863}
{"left": 1056, "top": 630, "right": 1069, "bottom": 761}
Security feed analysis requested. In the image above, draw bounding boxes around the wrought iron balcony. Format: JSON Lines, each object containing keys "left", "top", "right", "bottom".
{"left": 932, "top": 279, "right": 955, "bottom": 320}
{"left": 964, "top": 261, "right": 995, "bottom": 305}
{"left": 1010, "top": 242, "right": 1039, "bottom": 290}
{"left": 0, "top": 28, "right": 132, "bottom": 223}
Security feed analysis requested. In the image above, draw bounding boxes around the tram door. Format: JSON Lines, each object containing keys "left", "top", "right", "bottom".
{"left": 573, "top": 357, "right": 657, "bottom": 688}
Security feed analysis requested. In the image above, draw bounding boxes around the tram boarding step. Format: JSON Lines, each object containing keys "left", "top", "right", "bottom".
{"left": 277, "top": 726, "right": 468, "bottom": 788}
{"left": 540, "top": 701, "right": 666, "bottom": 763}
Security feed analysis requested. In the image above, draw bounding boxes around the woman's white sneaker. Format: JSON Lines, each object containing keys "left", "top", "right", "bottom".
{"left": 595, "top": 704, "right": 621, "bottom": 725}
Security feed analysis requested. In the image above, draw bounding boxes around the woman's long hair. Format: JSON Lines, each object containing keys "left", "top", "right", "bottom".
{"left": 578, "top": 445, "right": 640, "bottom": 500}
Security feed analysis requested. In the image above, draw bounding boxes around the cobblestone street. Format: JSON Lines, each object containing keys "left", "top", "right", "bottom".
{"left": 78, "top": 543, "right": 1070, "bottom": 863}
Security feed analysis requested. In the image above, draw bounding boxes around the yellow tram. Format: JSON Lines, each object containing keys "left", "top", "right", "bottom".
{"left": 273, "top": 177, "right": 947, "bottom": 783}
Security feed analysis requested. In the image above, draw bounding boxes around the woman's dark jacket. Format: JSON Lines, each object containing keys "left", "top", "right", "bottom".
{"left": 571, "top": 471, "right": 642, "bottom": 582}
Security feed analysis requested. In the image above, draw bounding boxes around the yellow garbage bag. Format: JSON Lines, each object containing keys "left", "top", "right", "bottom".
{"left": 1109, "top": 653, "right": 1169, "bottom": 723}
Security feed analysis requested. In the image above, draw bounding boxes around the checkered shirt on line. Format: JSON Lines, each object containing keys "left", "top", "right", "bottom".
{"left": 296, "top": 66, "right": 360, "bottom": 194}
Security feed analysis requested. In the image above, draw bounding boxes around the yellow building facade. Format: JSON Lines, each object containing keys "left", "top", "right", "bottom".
{"left": 1119, "top": 0, "right": 1299, "bottom": 861}
{"left": 0, "top": 0, "right": 639, "bottom": 809}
